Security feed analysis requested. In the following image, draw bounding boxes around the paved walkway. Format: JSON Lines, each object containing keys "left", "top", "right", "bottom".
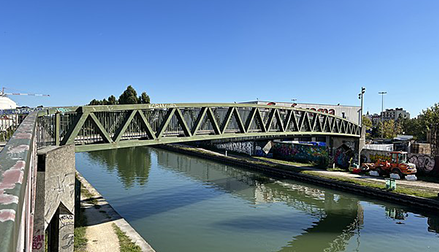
{"left": 76, "top": 173, "right": 155, "bottom": 252}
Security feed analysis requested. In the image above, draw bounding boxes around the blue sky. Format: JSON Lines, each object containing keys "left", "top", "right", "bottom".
{"left": 1, "top": 0, "right": 438, "bottom": 116}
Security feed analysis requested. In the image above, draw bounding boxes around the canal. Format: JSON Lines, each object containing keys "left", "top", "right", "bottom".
{"left": 76, "top": 147, "right": 439, "bottom": 252}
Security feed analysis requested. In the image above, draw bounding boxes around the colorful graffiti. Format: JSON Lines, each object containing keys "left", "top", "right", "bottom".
{"left": 272, "top": 143, "right": 329, "bottom": 167}
{"left": 334, "top": 144, "right": 354, "bottom": 169}
{"left": 370, "top": 153, "right": 391, "bottom": 163}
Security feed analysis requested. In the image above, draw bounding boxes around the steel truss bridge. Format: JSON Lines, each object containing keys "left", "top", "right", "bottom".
{"left": 37, "top": 103, "right": 361, "bottom": 152}
{"left": 0, "top": 103, "right": 360, "bottom": 251}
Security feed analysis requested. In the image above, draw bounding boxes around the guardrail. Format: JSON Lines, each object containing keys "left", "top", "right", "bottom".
{"left": 0, "top": 112, "right": 38, "bottom": 252}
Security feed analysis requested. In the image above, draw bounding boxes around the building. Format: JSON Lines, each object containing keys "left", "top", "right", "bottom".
{"left": 381, "top": 108, "right": 410, "bottom": 121}
{"left": 365, "top": 112, "right": 382, "bottom": 126}
{"left": 0, "top": 96, "right": 17, "bottom": 110}
{"left": 240, "top": 101, "right": 361, "bottom": 124}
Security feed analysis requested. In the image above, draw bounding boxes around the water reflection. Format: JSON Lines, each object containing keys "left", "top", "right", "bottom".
{"left": 81, "top": 147, "right": 439, "bottom": 251}
{"left": 155, "top": 150, "right": 363, "bottom": 251}
{"left": 87, "top": 147, "right": 151, "bottom": 188}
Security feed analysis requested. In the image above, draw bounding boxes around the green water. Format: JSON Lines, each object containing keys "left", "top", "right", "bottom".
{"left": 76, "top": 147, "right": 439, "bottom": 252}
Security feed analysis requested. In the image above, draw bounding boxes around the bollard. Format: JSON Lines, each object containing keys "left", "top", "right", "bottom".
{"left": 386, "top": 178, "right": 396, "bottom": 190}
{"left": 225, "top": 150, "right": 227, "bottom": 156}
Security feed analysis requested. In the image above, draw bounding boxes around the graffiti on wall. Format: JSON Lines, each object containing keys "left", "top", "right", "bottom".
{"left": 362, "top": 150, "right": 391, "bottom": 163}
{"left": 215, "top": 142, "right": 254, "bottom": 156}
{"left": 334, "top": 144, "right": 354, "bottom": 169}
{"left": 272, "top": 143, "right": 329, "bottom": 167}
{"left": 408, "top": 154, "right": 436, "bottom": 173}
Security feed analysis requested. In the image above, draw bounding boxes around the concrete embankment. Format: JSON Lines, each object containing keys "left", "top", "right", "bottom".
{"left": 159, "top": 144, "right": 439, "bottom": 211}
{"left": 76, "top": 172, "right": 155, "bottom": 252}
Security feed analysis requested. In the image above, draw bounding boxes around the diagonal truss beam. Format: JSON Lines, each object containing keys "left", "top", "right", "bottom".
{"left": 192, "top": 107, "right": 207, "bottom": 136}
{"left": 138, "top": 110, "right": 157, "bottom": 139}
{"left": 207, "top": 108, "right": 221, "bottom": 135}
{"left": 157, "top": 108, "right": 176, "bottom": 138}
{"left": 175, "top": 108, "right": 192, "bottom": 137}
{"left": 89, "top": 113, "right": 113, "bottom": 143}
{"left": 114, "top": 110, "right": 137, "bottom": 142}
{"left": 61, "top": 111, "right": 90, "bottom": 145}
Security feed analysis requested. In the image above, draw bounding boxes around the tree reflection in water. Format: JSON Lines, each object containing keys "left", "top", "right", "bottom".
{"left": 86, "top": 147, "right": 151, "bottom": 188}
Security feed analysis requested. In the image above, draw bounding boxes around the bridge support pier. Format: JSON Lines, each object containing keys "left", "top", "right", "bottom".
{"left": 32, "top": 145, "right": 76, "bottom": 252}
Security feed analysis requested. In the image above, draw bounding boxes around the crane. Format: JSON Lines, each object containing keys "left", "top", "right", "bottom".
{"left": 1, "top": 87, "right": 50, "bottom": 97}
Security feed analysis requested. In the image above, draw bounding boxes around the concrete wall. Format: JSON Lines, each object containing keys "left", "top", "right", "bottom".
{"left": 33, "top": 145, "right": 75, "bottom": 252}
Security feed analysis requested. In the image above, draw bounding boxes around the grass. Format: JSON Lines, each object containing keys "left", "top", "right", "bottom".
{"left": 74, "top": 208, "right": 88, "bottom": 251}
{"left": 112, "top": 223, "right": 142, "bottom": 252}
{"left": 254, "top": 156, "right": 315, "bottom": 168}
{"left": 81, "top": 184, "right": 99, "bottom": 205}
{"left": 302, "top": 170, "right": 439, "bottom": 199}
{"left": 173, "top": 145, "right": 439, "bottom": 200}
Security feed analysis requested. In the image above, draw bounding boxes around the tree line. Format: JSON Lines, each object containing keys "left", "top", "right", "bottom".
{"left": 362, "top": 103, "right": 439, "bottom": 141}
{"left": 89, "top": 85, "right": 150, "bottom": 105}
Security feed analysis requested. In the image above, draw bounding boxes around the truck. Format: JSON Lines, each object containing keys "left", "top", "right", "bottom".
{"left": 361, "top": 151, "right": 417, "bottom": 177}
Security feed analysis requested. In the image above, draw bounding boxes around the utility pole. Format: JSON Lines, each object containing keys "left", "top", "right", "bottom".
{"left": 358, "top": 87, "right": 366, "bottom": 165}
{"left": 379, "top": 91, "right": 387, "bottom": 139}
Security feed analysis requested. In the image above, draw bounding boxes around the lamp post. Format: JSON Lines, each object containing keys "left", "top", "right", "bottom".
{"left": 358, "top": 87, "right": 366, "bottom": 165}
{"left": 379, "top": 91, "right": 387, "bottom": 138}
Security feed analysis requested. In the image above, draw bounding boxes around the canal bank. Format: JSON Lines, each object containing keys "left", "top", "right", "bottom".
{"left": 75, "top": 172, "right": 155, "bottom": 252}
{"left": 159, "top": 144, "right": 439, "bottom": 211}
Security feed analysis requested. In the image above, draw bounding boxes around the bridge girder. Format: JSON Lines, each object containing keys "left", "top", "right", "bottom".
{"left": 37, "top": 103, "right": 361, "bottom": 152}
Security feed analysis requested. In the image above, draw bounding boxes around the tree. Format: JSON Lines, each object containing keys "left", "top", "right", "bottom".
{"left": 372, "top": 121, "right": 383, "bottom": 138}
{"left": 108, "top": 95, "right": 117, "bottom": 105}
{"left": 362, "top": 116, "right": 372, "bottom": 138}
{"left": 139, "top": 92, "right": 150, "bottom": 104}
{"left": 119, "top": 85, "right": 139, "bottom": 104}
{"left": 89, "top": 85, "right": 150, "bottom": 105}
{"left": 89, "top": 99, "right": 102, "bottom": 105}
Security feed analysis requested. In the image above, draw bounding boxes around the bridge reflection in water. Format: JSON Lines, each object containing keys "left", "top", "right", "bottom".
{"left": 80, "top": 147, "right": 439, "bottom": 252}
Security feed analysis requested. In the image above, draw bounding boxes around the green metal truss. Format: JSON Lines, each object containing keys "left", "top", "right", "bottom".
{"left": 36, "top": 103, "right": 361, "bottom": 152}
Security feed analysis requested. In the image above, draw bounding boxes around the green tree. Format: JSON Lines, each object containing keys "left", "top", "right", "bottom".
{"left": 139, "top": 92, "right": 150, "bottom": 104}
{"left": 89, "top": 99, "right": 102, "bottom": 105}
{"left": 372, "top": 121, "right": 383, "bottom": 138}
{"left": 119, "top": 85, "right": 139, "bottom": 104}
{"left": 108, "top": 95, "right": 117, "bottom": 105}
{"left": 362, "top": 116, "right": 372, "bottom": 138}
{"left": 382, "top": 120, "right": 403, "bottom": 139}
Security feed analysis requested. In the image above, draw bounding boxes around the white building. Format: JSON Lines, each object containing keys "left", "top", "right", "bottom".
{"left": 0, "top": 96, "right": 17, "bottom": 110}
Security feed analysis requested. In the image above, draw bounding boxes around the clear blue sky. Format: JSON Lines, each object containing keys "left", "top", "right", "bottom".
{"left": 1, "top": 0, "right": 438, "bottom": 116}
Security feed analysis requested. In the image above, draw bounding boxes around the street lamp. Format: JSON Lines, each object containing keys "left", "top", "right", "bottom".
{"left": 358, "top": 87, "right": 365, "bottom": 125}
{"left": 378, "top": 91, "right": 387, "bottom": 138}
{"left": 358, "top": 87, "right": 366, "bottom": 164}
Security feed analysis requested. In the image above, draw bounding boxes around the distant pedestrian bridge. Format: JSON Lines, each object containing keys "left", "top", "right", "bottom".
{"left": 37, "top": 103, "right": 361, "bottom": 152}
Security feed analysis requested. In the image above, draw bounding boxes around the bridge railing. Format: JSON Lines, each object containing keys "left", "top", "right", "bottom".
{"left": 36, "top": 103, "right": 361, "bottom": 152}
{"left": 0, "top": 112, "right": 38, "bottom": 252}
{"left": 0, "top": 108, "right": 41, "bottom": 142}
